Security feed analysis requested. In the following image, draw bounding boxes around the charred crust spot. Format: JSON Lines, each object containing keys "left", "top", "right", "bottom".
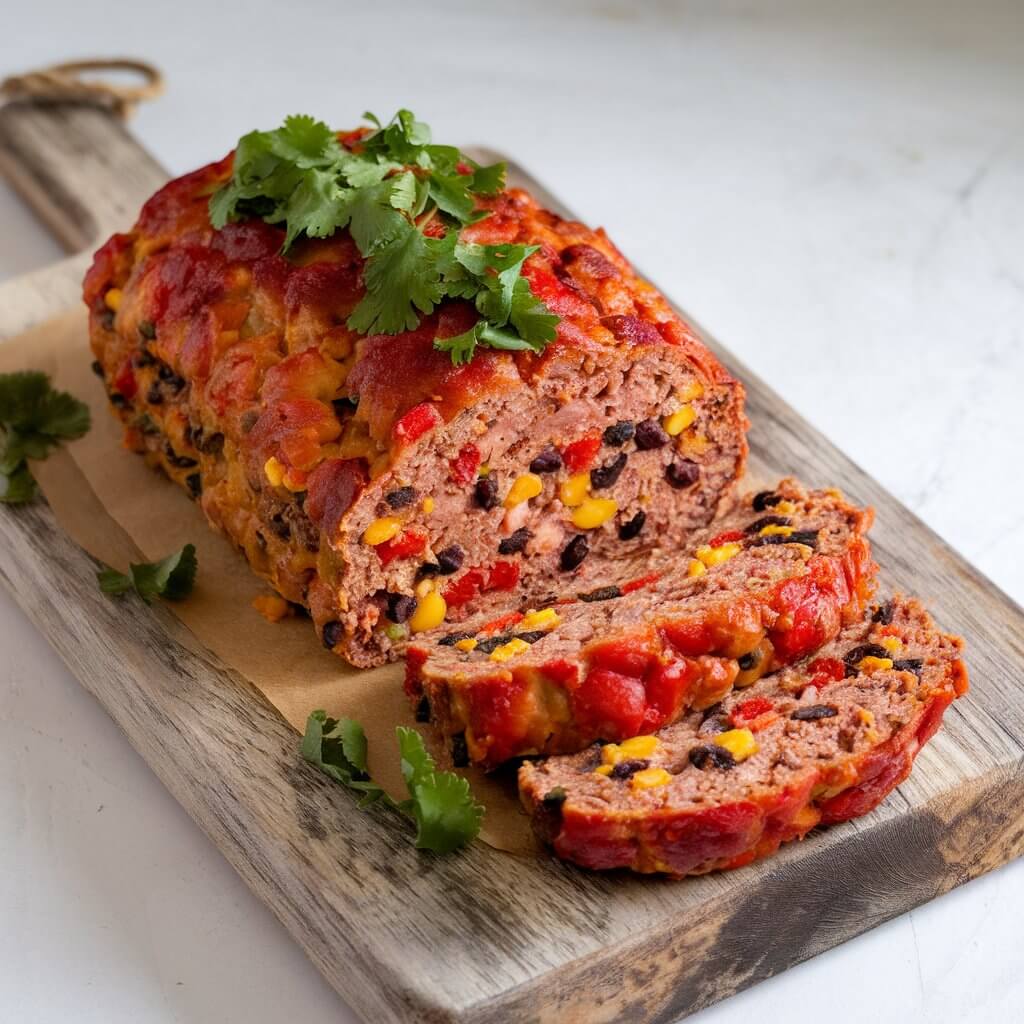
{"left": 790, "top": 704, "right": 838, "bottom": 721}
{"left": 610, "top": 758, "right": 650, "bottom": 780}
{"left": 560, "top": 534, "right": 589, "bottom": 571}
{"left": 603, "top": 420, "right": 635, "bottom": 447}
{"left": 436, "top": 545, "right": 464, "bottom": 574}
{"left": 666, "top": 460, "right": 700, "bottom": 489}
{"left": 415, "top": 696, "right": 431, "bottom": 723}
{"left": 498, "top": 528, "right": 532, "bottom": 555}
{"left": 618, "top": 510, "right": 646, "bottom": 541}
{"left": 474, "top": 476, "right": 499, "bottom": 510}
{"left": 450, "top": 732, "right": 469, "bottom": 768}
{"left": 752, "top": 490, "right": 782, "bottom": 512}
{"left": 528, "top": 447, "right": 562, "bottom": 474}
{"left": 438, "top": 631, "right": 474, "bottom": 647}
{"left": 872, "top": 601, "right": 895, "bottom": 625}
{"left": 590, "top": 451, "right": 627, "bottom": 490}
{"left": 385, "top": 485, "right": 417, "bottom": 509}
{"left": 745, "top": 515, "right": 792, "bottom": 533}
{"left": 385, "top": 594, "right": 417, "bottom": 623}
{"left": 578, "top": 585, "right": 622, "bottom": 603}
{"left": 689, "top": 744, "right": 736, "bottom": 770}
{"left": 634, "top": 418, "right": 670, "bottom": 450}
{"left": 322, "top": 620, "right": 344, "bottom": 649}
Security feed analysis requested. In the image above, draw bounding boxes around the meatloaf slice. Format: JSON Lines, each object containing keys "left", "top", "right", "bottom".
{"left": 406, "top": 479, "right": 876, "bottom": 769}
{"left": 519, "top": 596, "right": 968, "bottom": 877}
{"left": 84, "top": 148, "right": 747, "bottom": 668}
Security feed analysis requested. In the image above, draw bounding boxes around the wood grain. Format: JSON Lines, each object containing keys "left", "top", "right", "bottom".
{"left": 2, "top": 103, "right": 1024, "bottom": 1024}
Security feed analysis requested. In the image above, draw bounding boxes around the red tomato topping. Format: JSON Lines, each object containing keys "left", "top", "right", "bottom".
{"left": 305, "top": 458, "right": 368, "bottom": 538}
{"left": 731, "top": 697, "right": 774, "bottom": 724}
{"left": 113, "top": 360, "right": 137, "bottom": 400}
{"left": 708, "top": 529, "right": 746, "bottom": 547}
{"left": 575, "top": 668, "right": 648, "bottom": 739}
{"left": 83, "top": 233, "right": 132, "bottom": 307}
{"left": 392, "top": 402, "right": 443, "bottom": 447}
{"left": 660, "top": 619, "right": 714, "bottom": 657}
{"left": 641, "top": 658, "right": 699, "bottom": 731}
{"left": 807, "top": 657, "right": 846, "bottom": 688}
{"left": 449, "top": 443, "right": 481, "bottom": 485}
{"left": 561, "top": 433, "right": 601, "bottom": 474}
{"left": 375, "top": 529, "right": 427, "bottom": 567}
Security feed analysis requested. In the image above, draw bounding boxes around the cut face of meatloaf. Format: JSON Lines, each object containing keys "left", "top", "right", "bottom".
{"left": 83, "top": 151, "right": 746, "bottom": 668}
{"left": 406, "top": 479, "right": 876, "bottom": 769}
{"left": 519, "top": 596, "right": 968, "bottom": 877}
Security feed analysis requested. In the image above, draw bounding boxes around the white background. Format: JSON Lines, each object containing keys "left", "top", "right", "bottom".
{"left": 2, "top": 1, "right": 1023, "bottom": 1021}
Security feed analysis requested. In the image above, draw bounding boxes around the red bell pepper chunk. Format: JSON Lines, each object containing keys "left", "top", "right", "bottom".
{"left": 708, "top": 529, "right": 746, "bottom": 547}
{"left": 807, "top": 656, "right": 846, "bottom": 688}
{"left": 113, "top": 359, "right": 138, "bottom": 400}
{"left": 393, "top": 402, "right": 442, "bottom": 446}
{"left": 449, "top": 443, "right": 481, "bottom": 485}
{"left": 561, "top": 433, "right": 601, "bottom": 474}
{"left": 731, "top": 696, "right": 775, "bottom": 723}
{"left": 376, "top": 529, "right": 427, "bottom": 567}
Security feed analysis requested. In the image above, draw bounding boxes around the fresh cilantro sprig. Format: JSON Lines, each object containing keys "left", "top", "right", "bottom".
{"left": 0, "top": 371, "right": 91, "bottom": 504}
{"left": 97, "top": 544, "right": 198, "bottom": 603}
{"left": 301, "top": 711, "right": 483, "bottom": 854}
{"left": 209, "top": 110, "right": 559, "bottom": 363}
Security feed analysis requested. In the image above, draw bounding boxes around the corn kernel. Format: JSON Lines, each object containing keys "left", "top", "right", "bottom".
{"left": 601, "top": 744, "right": 622, "bottom": 766}
{"left": 594, "top": 764, "right": 613, "bottom": 777}
{"left": 415, "top": 578, "right": 435, "bottom": 598}
{"left": 362, "top": 515, "right": 403, "bottom": 546}
{"left": 880, "top": 637, "right": 903, "bottom": 654}
{"left": 759, "top": 523, "right": 794, "bottom": 537}
{"left": 422, "top": 496, "right": 435, "bottom": 514}
{"left": 478, "top": 463, "right": 490, "bottom": 476}
{"left": 676, "top": 379, "right": 705, "bottom": 402}
{"left": 282, "top": 468, "right": 307, "bottom": 492}
{"left": 696, "top": 541, "right": 742, "bottom": 568}
{"left": 489, "top": 636, "right": 531, "bottom": 662}
{"left": 663, "top": 404, "right": 697, "bottom": 436}
{"left": 630, "top": 767, "right": 673, "bottom": 790}
{"left": 559, "top": 472, "right": 591, "bottom": 508}
{"left": 679, "top": 430, "right": 710, "bottom": 455}
{"left": 774, "top": 500, "right": 796, "bottom": 515}
{"left": 857, "top": 655, "right": 894, "bottom": 672}
{"left": 857, "top": 707, "right": 876, "bottom": 727}
{"left": 252, "top": 595, "right": 290, "bottom": 623}
{"left": 409, "top": 591, "right": 447, "bottom": 633}
{"left": 103, "top": 287, "right": 123, "bottom": 311}
{"left": 455, "top": 637, "right": 478, "bottom": 652}
{"left": 687, "top": 558, "right": 707, "bottom": 577}
{"left": 714, "top": 728, "right": 759, "bottom": 762}
{"left": 504, "top": 472, "right": 543, "bottom": 508}
{"left": 572, "top": 497, "right": 618, "bottom": 530}
{"left": 520, "top": 607, "right": 561, "bottom": 631}
{"left": 264, "top": 456, "right": 286, "bottom": 487}
{"left": 619, "top": 735, "right": 659, "bottom": 758}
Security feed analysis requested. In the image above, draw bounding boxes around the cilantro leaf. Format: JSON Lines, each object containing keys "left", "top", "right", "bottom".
{"left": 508, "top": 276, "right": 561, "bottom": 346}
{"left": 0, "top": 463, "right": 37, "bottom": 504}
{"left": 301, "top": 712, "right": 389, "bottom": 808}
{"left": 97, "top": 544, "right": 198, "bottom": 604}
{"left": 468, "top": 160, "right": 506, "bottom": 196}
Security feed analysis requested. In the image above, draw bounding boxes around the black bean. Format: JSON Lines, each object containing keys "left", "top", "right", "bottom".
{"left": 750, "top": 529, "right": 819, "bottom": 548}
{"left": 498, "top": 528, "right": 532, "bottom": 555}
{"left": 689, "top": 744, "right": 736, "bottom": 770}
{"left": 90, "top": 360, "right": 104, "bottom": 378}
{"left": 386, "top": 594, "right": 417, "bottom": 623}
{"left": 529, "top": 447, "right": 562, "bottom": 474}
{"left": 790, "top": 704, "right": 838, "bottom": 722}
{"left": 98, "top": 308, "right": 115, "bottom": 331}
{"left": 843, "top": 643, "right": 890, "bottom": 667}
{"left": 541, "top": 787, "right": 567, "bottom": 807}
{"left": 109, "top": 393, "right": 128, "bottom": 408}
{"left": 475, "top": 633, "right": 514, "bottom": 654}
{"left": 332, "top": 396, "right": 358, "bottom": 418}
{"left": 590, "top": 452, "right": 627, "bottom": 490}
{"left": 164, "top": 445, "right": 198, "bottom": 469}
{"left": 752, "top": 490, "right": 782, "bottom": 512}
{"left": 138, "top": 320, "right": 157, "bottom": 340}
{"left": 198, "top": 431, "right": 225, "bottom": 455}
{"left": 185, "top": 473, "right": 202, "bottom": 498}
{"left": 417, "top": 562, "right": 441, "bottom": 579}
{"left": 415, "top": 696, "right": 431, "bottom": 723}
{"left": 438, "top": 631, "right": 474, "bottom": 647}
{"left": 618, "top": 510, "right": 646, "bottom": 540}
{"left": 745, "top": 515, "right": 792, "bottom": 534}
{"left": 146, "top": 384, "right": 164, "bottom": 405}
{"left": 475, "top": 476, "right": 499, "bottom": 510}
{"left": 133, "top": 348, "right": 155, "bottom": 367}
{"left": 450, "top": 732, "right": 469, "bottom": 768}
{"left": 269, "top": 513, "right": 291, "bottom": 540}
{"left": 560, "top": 534, "right": 589, "bottom": 571}
{"left": 634, "top": 418, "right": 670, "bottom": 450}
{"left": 737, "top": 648, "right": 762, "bottom": 671}
{"left": 385, "top": 485, "right": 417, "bottom": 509}
{"left": 578, "top": 585, "right": 622, "bottom": 603}
{"left": 603, "top": 420, "right": 635, "bottom": 447}
{"left": 698, "top": 704, "right": 729, "bottom": 735}
{"left": 666, "top": 460, "right": 700, "bottom": 489}
{"left": 610, "top": 758, "right": 650, "bottom": 780}
{"left": 872, "top": 602, "right": 894, "bottom": 625}
{"left": 322, "top": 621, "right": 344, "bottom": 649}
{"left": 892, "top": 658, "right": 924, "bottom": 676}
{"left": 240, "top": 410, "right": 259, "bottom": 433}
{"left": 436, "top": 545, "right": 464, "bottom": 575}
{"left": 514, "top": 630, "right": 548, "bottom": 645}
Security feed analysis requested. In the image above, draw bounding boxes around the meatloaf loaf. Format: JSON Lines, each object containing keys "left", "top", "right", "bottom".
{"left": 407, "top": 479, "right": 876, "bottom": 768}
{"left": 84, "top": 142, "right": 747, "bottom": 667}
{"left": 519, "top": 596, "right": 968, "bottom": 876}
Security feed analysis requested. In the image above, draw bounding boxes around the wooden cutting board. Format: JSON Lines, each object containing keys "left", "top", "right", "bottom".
{"left": 2, "top": 100, "right": 1023, "bottom": 1024}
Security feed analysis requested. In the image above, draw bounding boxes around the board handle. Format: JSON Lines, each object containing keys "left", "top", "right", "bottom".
{"left": 0, "top": 101, "right": 167, "bottom": 252}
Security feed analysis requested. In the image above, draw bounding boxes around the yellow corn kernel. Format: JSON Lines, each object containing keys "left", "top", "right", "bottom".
{"left": 252, "top": 595, "right": 290, "bottom": 623}
{"left": 264, "top": 456, "right": 286, "bottom": 487}
{"left": 362, "top": 515, "right": 403, "bottom": 546}
{"left": 103, "top": 287, "right": 123, "bottom": 311}
{"left": 409, "top": 591, "right": 447, "bottom": 633}
{"left": 454, "top": 637, "right": 478, "bottom": 652}
{"left": 759, "top": 523, "right": 794, "bottom": 538}
{"left": 619, "top": 735, "right": 659, "bottom": 759}
{"left": 594, "top": 764, "right": 613, "bottom": 777}
{"left": 857, "top": 707, "right": 876, "bottom": 727}
{"left": 504, "top": 472, "right": 543, "bottom": 508}
{"left": 858, "top": 655, "right": 894, "bottom": 672}
{"left": 422, "top": 496, "right": 435, "bottom": 515}
{"left": 663, "top": 404, "right": 697, "bottom": 436}
{"left": 696, "top": 541, "right": 742, "bottom": 568}
{"left": 687, "top": 558, "right": 707, "bottom": 577}
{"left": 559, "top": 472, "right": 591, "bottom": 508}
{"left": 489, "top": 636, "right": 531, "bottom": 663}
{"left": 572, "top": 497, "right": 618, "bottom": 530}
{"left": 478, "top": 463, "right": 490, "bottom": 476}
{"left": 774, "top": 500, "right": 796, "bottom": 515}
{"left": 414, "top": 578, "right": 435, "bottom": 598}
{"left": 282, "top": 468, "right": 307, "bottom": 492}
{"left": 520, "top": 607, "right": 561, "bottom": 631}
{"left": 601, "top": 744, "right": 623, "bottom": 766}
{"left": 676, "top": 379, "right": 705, "bottom": 402}
{"left": 714, "top": 728, "right": 759, "bottom": 762}
{"left": 630, "top": 767, "right": 673, "bottom": 790}
{"left": 880, "top": 637, "right": 903, "bottom": 654}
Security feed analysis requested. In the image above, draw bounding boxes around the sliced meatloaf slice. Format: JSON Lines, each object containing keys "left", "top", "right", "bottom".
{"left": 519, "top": 596, "right": 968, "bottom": 877}
{"left": 84, "top": 149, "right": 747, "bottom": 668}
{"left": 406, "top": 479, "right": 876, "bottom": 769}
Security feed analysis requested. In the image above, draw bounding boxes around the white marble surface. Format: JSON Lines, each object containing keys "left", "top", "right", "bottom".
{"left": 2, "top": 1, "right": 1023, "bottom": 1020}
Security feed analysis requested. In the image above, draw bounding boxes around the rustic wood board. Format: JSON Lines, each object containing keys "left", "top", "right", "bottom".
{"left": 2, "top": 101, "right": 1023, "bottom": 1024}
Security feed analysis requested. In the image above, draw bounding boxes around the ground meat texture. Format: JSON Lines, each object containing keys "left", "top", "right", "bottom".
{"left": 405, "top": 479, "right": 877, "bottom": 769}
{"left": 519, "top": 596, "right": 967, "bottom": 877}
{"left": 85, "top": 141, "right": 748, "bottom": 668}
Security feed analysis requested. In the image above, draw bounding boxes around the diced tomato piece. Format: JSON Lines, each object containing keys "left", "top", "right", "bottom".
{"left": 392, "top": 402, "right": 443, "bottom": 447}
{"left": 660, "top": 619, "right": 714, "bottom": 657}
{"left": 709, "top": 529, "right": 746, "bottom": 547}
{"left": 113, "top": 360, "right": 137, "bottom": 400}
{"left": 561, "top": 433, "right": 602, "bottom": 474}
{"left": 807, "top": 656, "right": 846, "bottom": 689}
{"left": 449, "top": 443, "right": 481, "bottom": 485}
{"left": 588, "top": 639, "right": 653, "bottom": 679}
{"left": 574, "top": 668, "right": 647, "bottom": 739}
{"left": 732, "top": 697, "right": 774, "bottom": 724}
{"left": 443, "top": 569, "right": 486, "bottom": 609}
{"left": 641, "top": 658, "right": 698, "bottom": 731}
{"left": 621, "top": 572, "right": 660, "bottom": 595}
{"left": 487, "top": 560, "right": 520, "bottom": 591}
{"left": 376, "top": 529, "right": 428, "bottom": 567}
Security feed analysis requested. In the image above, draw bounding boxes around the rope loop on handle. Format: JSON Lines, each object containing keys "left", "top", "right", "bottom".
{"left": 0, "top": 58, "right": 164, "bottom": 118}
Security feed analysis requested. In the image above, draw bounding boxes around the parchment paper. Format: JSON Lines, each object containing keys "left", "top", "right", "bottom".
{"left": 0, "top": 310, "right": 536, "bottom": 854}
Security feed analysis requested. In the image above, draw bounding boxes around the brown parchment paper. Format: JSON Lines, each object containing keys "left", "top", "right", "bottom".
{"left": 0, "top": 310, "right": 537, "bottom": 855}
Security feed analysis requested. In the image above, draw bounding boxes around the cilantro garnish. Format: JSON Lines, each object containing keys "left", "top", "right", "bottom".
{"left": 0, "top": 371, "right": 91, "bottom": 504}
{"left": 210, "top": 110, "right": 559, "bottom": 364}
{"left": 301, "top": 711, "right": 484, "bottom": 854}
{"left": 97, "top": 543, "right": 198, "bottom": 603}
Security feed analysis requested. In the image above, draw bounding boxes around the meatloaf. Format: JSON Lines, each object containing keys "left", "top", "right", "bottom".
{"left": 84, "top": 145, "right": 747, "bottom": 667}
{"left": 407, "top": 479, "right": 876, "bottom": 768}
{"left": 519, "top": 596, "right": 968, "bottom": 876}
